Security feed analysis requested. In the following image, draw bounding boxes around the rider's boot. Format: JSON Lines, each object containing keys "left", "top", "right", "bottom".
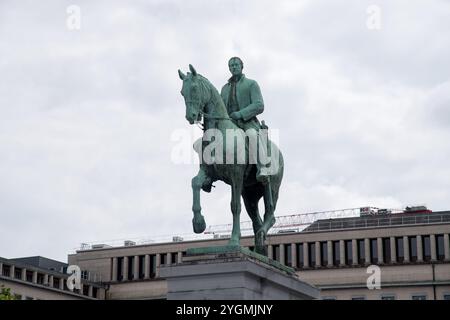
{"left": 256, "top": 165, "right": 270, "bottom": 185}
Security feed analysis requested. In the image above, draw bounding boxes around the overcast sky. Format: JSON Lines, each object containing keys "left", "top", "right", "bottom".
{"left": 1, "top": 0, "right": 449, "bottom": 262}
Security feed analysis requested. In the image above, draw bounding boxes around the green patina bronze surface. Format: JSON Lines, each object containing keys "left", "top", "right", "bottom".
{"left": 178, "top": 58, "right": 284, "bottom": 256}
{"left": 186, "top": 245, "right": 296, "bottom": 275}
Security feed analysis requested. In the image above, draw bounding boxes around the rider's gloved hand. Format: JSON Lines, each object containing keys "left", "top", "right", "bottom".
{"left": 230, "top": 111, "right": 243, "bottom": 120}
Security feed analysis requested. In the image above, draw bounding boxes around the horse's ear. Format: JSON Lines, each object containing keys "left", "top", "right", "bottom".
{"left": 189, "top": 64, "right": 197, "bottom": 76}
{"left": 178, "top": 69, "right": 186, "bottom": 80}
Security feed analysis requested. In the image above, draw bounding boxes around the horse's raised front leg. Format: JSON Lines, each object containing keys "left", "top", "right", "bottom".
{"left": 255, "top": 182, "right": 276, "bottom": 255}
{"left": 192, "top": 169, "right": 208, "bottom": 233}
{"left": 229, "top": 179, "right": 243, "bottom": 246}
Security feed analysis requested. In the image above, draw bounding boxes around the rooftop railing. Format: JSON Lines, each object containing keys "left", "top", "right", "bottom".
{"left": 74, "top": 210, "right": 449, "bottom": 252}
{"left": 304, "top": 213, "right": 450, "bottom": 232}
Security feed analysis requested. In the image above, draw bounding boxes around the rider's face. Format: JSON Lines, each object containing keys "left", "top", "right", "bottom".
{"left": 228, "top": 59, "right": 243, "bottom": 77}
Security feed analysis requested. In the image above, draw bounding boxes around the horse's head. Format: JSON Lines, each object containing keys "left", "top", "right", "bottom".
{"left": 178, "top": 64, "right": 205, "bottom": 125}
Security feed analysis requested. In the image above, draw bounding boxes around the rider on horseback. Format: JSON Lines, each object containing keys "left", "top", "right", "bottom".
{"left": 179, "top": 63, "right": 283, "bottom": 254}
{"left": 220, "top": 57, "right": 271, "bottom": 185}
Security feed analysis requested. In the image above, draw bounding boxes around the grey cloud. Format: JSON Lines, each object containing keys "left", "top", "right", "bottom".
{"left": 0, "top": 0, "right": 449, "bottom": 261}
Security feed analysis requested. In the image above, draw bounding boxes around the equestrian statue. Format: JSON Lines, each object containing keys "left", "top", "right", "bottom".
{"left": 178, "top": 58, "right": 284, "bottom": 255}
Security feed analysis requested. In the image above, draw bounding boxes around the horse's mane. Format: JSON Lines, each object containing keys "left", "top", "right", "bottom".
{"left": 191, "top": 73, "right": 227, "bottom": 114}
{"left": 193, "top": 74, "right": 218, "bottom": 96}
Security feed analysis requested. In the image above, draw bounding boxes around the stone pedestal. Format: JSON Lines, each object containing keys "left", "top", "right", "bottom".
{"left": 159, "top": 246, "right": 320, "bottom": 300}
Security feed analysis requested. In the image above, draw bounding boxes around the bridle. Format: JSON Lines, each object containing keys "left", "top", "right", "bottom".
{"left": 199, "top": 109, "right": 231, "bottom": 121}
{"left": 187, "top": 77, "right": 233, "bottom": 130}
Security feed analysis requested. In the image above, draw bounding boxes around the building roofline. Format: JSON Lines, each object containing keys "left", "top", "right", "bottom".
{"left": 10, "top": 255, "right": 67, "bottom": 265}
{"left": 0, "top": 274, "right": 97, "bottom": 300}
{"left": 0, "top": 256, "right": 105, "bottom": 288}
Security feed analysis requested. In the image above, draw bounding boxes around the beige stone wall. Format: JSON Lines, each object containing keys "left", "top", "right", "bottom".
{"left": 67, "top": 221, "right": 450, "bottom": 300}
{"left": 107, "top": 279, "right": 167, "bottom": 300}
{"left": 68, "top": 238, "right": 252, "bottom": 282}
{"left": 298, "top": 264, "right": 446, "bottom": 286}
{"left": 68, "top": 255, "right": 111, "bottom": 283}
{"left": 71, "top": 223, "right": 449, "bottom": 261}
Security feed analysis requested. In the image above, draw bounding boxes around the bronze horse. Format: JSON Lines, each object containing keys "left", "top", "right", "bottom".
{"left": 178, "top": 64, "right": 284, "bottom": 255}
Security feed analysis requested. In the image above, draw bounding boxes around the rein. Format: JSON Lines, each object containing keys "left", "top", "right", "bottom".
{"left": 199, "top": 109, "right": 231, "bottom": 121}
{"left": 195, "top": 110, "right": 232, "bottom": 131}
{"left": 194, "top": 77, "right": 233, "bottom": 130}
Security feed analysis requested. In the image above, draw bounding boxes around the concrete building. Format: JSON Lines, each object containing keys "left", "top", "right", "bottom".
{"left": 0, "top": 256, "right": 106, "bottom": 300}
{"left": 67, "top": 208, "right": 450, "bottom": 300}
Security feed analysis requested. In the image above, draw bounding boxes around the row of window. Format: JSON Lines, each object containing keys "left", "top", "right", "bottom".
{"left": 113, "top": 252, "right": 182, "bottom": 281}
{"left": 269, "top": 234, "right": 448, "bottom": 268}
{"left": 110, "top": 234, "right": 448, "bottom": 281}
{"left": 0, "top": 264, "right": 98, "bottom": 298}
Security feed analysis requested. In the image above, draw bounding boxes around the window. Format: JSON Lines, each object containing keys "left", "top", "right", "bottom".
{"left": 296, "top": 243, "right": 304, "bottom": 267}
{"left": 370, "top": 239, "right": 378, "bottom": 264}
{"left": 320, "top": 242, "right": 328, "bottom": 266}
{"left": 160, "top": 254, "right": 167, "bottom": 266}
{"left": 127, "top": 256, "right": 134, "bottom": 280}
{"left": 381, "top": 295, "right": 395, "bottom": 300}
{"left": 423, "top": 235, "right": 431, "bottom": 261}
{"left": 53, "top": 277, "right": 60, "bottom": 289}
{"left": 436, "top": 235, "right": 445, "bottom": 261}
{"left": 150, "top": 254, "right": 156, "bottom": 278}
{"left": 409, "top": 236, "right": 417, "bottom": 262}
{"left": 383, "top": 238, "right": 391, "bottom": 263}
{"left": 14, "top": 268, "right": 22, "bottom": 279}
{"left": 117, "top": 257, "right": 123, "bottom": 281}
{"left": 285, "top": 244, "right": 292, "bottom": 266}
{"left": 345, "top": 240, "right": 352, "bottom": 265}
{"left": 273, "top": 245, "right": 280, "bottom": 262}
{"left": 171, "top": 252, "right": 178, "bottom": 264}
{"left": 37, "top": 273, "right": 44, "bottom": 285}
{"left": 26, "top": 271, "right": 33, "bottom": 282}
{"left": 357, "top": 239, "right": 365, "bottom": 264}
{"left": 139, "top": 255, "right": 145, "bottom": 279}
{"left": 83, "top": 285, "right": 89, "bottom": 296}
{"left": 2, "top": 265, "right": 10, "bottom": 277}
{"left": 81, "top": 270, "right": 89, "bottom": 280}
{"left": 412, "top": 295, "right": 426, "bottom": 300}
{"left": 396, "top": 237, "right": 404, "bottom": 263}
{"left": 308, "top": 243, "right": 316, "bottom": 267}
{"left": 443, "top": 294, "right": 450, "bottom": 300}
{"left": 333, "top": 241, "right": 340, "bottom": 266}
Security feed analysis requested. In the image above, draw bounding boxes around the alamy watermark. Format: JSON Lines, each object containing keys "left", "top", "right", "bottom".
{"left": 366, "top": 265, "right": 381, "bottom": 289}
{"left": 66, "top": 265, "right": 81, "bottom": 291}
{"left": 171, "top": 127, "right": 281, "bottom": 174}
{"left": 366, "top": 5, "right": 382, "bottom": 30}
{"left": 66, "top": 5, "right": 81, "bottom": 31}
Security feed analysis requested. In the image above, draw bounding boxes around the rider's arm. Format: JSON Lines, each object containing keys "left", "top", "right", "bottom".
{"left": 239, "top": 81, "right": 264, "bottom": 121}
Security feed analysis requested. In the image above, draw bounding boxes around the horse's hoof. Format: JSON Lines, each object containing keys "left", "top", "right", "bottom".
{"left": 192, "top": 215, "right": 206, "bottom": 233}
{"left": 201, "top": 180, "right": 213, "bottom": 193}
